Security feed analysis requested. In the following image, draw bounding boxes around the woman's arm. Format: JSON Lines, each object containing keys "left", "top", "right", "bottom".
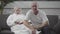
{"left": 6, "top": 15, "right": 16, "bottom": 27}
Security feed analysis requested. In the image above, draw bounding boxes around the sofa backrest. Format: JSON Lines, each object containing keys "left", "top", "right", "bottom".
{"left": 47, "top": 15, "right": 58, "bottom": 28}
{"left": 0, "top": 15, "right": 10, "bottom": 30}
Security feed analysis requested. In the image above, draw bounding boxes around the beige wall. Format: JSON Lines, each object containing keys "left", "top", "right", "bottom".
{"left": 3, "top": 1, "right": 60, "bottom": 19}
{"left": 5, "top": 1, "right": 60, "bottom": 8}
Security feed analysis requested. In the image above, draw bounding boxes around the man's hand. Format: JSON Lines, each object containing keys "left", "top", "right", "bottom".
{"left": 33, "top": 25, "right": 42, "bottom": 31}
{"left": 32, "top": 30, "right": 36, "bottom": 34}
{"left": 33, "top": 25, "right": 39, "bottom": 29}
{"left": 30, "top": 28, "right": 36, "bottom": 34}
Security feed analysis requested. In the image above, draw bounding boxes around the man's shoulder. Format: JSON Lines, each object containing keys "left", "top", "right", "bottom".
{"left": 28, "top": 9, "right": 32, "bottom": 11}
{"left": 28, "top": 10, "right": 32, "bottom": 12}
{"left": 27, "top": 10, "right": 32, "bottom": 14}
{"left": 38, "top": 9, "right": 46, "bottom": 14}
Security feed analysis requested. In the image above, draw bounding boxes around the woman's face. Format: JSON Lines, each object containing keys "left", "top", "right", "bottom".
{"left": 15, "top": 8, "right": 21, "bottom": 14}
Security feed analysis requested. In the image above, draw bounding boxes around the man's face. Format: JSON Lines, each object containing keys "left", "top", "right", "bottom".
{"left": 31, "top": 3, "right": 38, "bottom": 14}
{"left": 32, "top": 5, "right": 37, "bottom": 11}
{"left": 15, "top": 8, "right": 20, "bottom": 14}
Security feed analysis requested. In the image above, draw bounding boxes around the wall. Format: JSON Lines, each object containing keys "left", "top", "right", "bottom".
{"left": 3, "top": 1, "right": 60, "bottom": 19}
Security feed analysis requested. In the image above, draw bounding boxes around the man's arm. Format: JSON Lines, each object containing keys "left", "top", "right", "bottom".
{"left": 35, "top": 20, "right": 49, "bottom": 29}
{"left": 33, "top": 20, "right": 49, "bottom": 30}
{"left": 34, "top": 11, "right": 49, "bottom": 29}
{"left": 40, "top": 20, "right": 49, "bottom": 27}
{"left": 38, "top": 11, "right": 49, "bottom": 29}
{"left": 23, "top": 20, "right": 36, "bottom": 31}
{"left": 24, "top": 10, "right": 35, "bottom": 31}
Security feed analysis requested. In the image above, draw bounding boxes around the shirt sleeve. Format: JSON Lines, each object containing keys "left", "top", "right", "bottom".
{"left": 6, "top": 15, "right": 16, "bottom": 27}
{"left": 41, "top": 11, "right": 49, "bottom": 23}
{"left": 25, "top": 11, "right": 31, "bottom": 22}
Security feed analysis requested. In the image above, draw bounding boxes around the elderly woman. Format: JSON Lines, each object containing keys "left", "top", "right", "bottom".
{"left": 6, "top": 7, "right": 32, "bottom": 34}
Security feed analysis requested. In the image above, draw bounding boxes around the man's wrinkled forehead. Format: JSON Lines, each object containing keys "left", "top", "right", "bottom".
{"left": 32, "top": 2, "right": 37, "bottom": 6}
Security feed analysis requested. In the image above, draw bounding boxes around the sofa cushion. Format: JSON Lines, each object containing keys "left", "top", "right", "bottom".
{"left": 53, "top": 21, "right": 60, "bottom": 34}
{"left": 0, "top": 30, "right": 14, "bottom": 34}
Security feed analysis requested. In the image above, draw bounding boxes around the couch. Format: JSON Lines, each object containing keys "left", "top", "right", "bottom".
{"left": 0, "top": 14, "right": 59, "bottom": 34}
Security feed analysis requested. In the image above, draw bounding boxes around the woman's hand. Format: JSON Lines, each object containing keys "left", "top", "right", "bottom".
{"left": 15, "top": 21, "right": 23, "bottom": 24}
{"left": 15, "top": 21, "right": 19, "bottom": 24}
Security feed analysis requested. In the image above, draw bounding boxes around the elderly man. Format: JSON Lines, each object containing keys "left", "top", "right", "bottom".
{"left": 24, "top": 2, "right": 49, "bottom": 34}
{"left": 6, "top": 7, "right": 31, "bottom": 34}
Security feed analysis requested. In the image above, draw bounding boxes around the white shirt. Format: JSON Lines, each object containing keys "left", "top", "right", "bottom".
{"left": 6, "top": 13, "right": 29, "bottom": 31}
{"left": 6, "top": 13, "right": 40, "bottom": 34}
{"left": 25, "top": 9, "right": 48, "bottom": 26}
{"left": 7, "top": 13, "right": 25, "bottom": 27}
